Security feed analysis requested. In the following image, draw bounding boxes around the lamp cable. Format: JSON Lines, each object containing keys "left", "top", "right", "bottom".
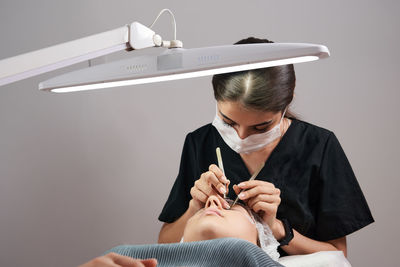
{"left": 149, "top": 8, "right": 177, "bottom": 41}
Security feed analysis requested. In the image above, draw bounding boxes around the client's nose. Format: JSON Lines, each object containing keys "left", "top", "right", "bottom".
{"left": 205, "top": 195, "right": 223, "bottom": 209}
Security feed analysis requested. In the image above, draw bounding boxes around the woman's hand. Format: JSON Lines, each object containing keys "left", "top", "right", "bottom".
{"left": 233, "top": 180, "right": 284, "bottom": 238}
{"left": 190, "top": 164, "right": 230, "bottom": 211}
{"left": 78, "top": 253, "right": 157, "bottom": 267}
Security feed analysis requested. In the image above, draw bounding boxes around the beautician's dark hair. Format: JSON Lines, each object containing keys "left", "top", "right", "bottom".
{"left": 212, "top": 37, "right": 296, "bottom": 117}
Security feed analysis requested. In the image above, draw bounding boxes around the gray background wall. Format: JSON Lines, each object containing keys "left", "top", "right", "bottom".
{"left": 0, "top": 0, "right": 398, "bottom": 266}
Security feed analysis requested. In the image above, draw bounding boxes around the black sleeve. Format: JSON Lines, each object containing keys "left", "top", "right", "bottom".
{"left": 158, "top": 133, "right": 200, "bottom": 223}
{"left": 315, "top": 132, "right": 374, "bottom": 241}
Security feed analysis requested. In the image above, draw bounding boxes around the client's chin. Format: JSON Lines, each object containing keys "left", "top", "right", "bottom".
{"left": 183, "top": 219, "right": 226, "bottom": 242}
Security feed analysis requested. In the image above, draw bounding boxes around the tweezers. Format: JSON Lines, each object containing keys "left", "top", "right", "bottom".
{"left": 216, "top": 147, "right": 228, "bottom": 198}
{"left": 229, "top": 162, "right": 265, "bottom": 209}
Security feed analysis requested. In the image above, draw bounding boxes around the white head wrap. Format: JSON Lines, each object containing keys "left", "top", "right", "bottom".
{"left": 228, "top": 200, "right": 280, "bottom": 261}
{"left": 251, "top": 210, "right": 281, "bottom": 261}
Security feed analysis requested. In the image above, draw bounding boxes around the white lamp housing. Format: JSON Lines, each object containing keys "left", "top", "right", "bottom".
{"left": 0, "top": 8, "right": 330, "bottom": 93}
{"left": 39, "top": 43, "right": 329, "bottom": 93}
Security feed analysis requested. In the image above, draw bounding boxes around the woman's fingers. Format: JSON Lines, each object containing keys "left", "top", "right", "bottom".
{"left": 137, "top": 259, "right": 158, "bottom": 267}
{"left": 190, "top": 166, "right": 231, "bottom": 208}
{"left": 111, "top": 253, "right": 158, "bottom": 267}
{"left": 195, "top": 177, "right": 214, "bottom": 196}
{"left": 201, "top": 170, "right": 226, "bottom": 195}
{"left": 233, "top": 180, "right": 282, "bottom": 228}
{"left": 190, "top": 164, "right": 232, "bottom": 209}
{"left": 233, "top": 184, "right": 241, "bottom": 195}
{"left": 251, "top": 201, "right": 278, "bottom": 215}
{"left": 190, "top": 186, "right": 209, "bottom": 204}
{"left": 208, "top": 164, "right": 229, "bottom": 193}
{"left": 238, "top": 180, "right": 276, "bottom": 190}
{"left": 238, "top": 185, "right": 280, "bottom": 200}
{"left": 247, "top": 194, "right": 281, "bottom": 209}
{"left": 209, "top": 164, "right": 229, "bottom": 183}
{"left": 79, "top": 253, "right": 158, "bottom": 267}
{"left": 197, "top": 172, "right": 224, "bottom": 196}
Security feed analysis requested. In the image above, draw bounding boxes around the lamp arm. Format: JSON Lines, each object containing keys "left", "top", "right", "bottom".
{"left": 0, "top": 22, "right": 161, "bottom": 87}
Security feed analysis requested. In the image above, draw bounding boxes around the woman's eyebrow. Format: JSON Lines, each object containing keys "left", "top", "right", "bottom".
{"left": 219, "top": 110, "right": 236, "bottom": 123}
{"left": 219, "top": 110, "right": 273, "bottom": 127}
{"left": 252, "top": 120, "right": 273, "bottom": 127}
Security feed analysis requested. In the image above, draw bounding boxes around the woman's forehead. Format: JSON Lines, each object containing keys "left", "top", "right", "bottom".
{"left": 217, "top": 101, "right": 280, "bottom": 126}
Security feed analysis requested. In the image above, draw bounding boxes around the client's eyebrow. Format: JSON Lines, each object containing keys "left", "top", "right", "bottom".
{"left": 227, "top": 202, "right": 255, "bottom": 222}
{"left": 218, "top": 110, "right": 273, "bottom": 127}
{"left": 229, "top": 208, "right": 242, "bottom": 212}
{"left": 229, "top": 205, "right": 248, "bottom": 214}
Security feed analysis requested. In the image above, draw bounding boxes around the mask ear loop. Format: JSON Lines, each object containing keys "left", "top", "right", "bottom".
{"left": 278, "top": 107, "right": 288, "bottom": 138}
{"left": 280, "top": 107, "right": 288, "bottom": 123}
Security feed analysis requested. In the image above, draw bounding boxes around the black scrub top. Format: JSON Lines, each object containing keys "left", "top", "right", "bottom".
{"left": 159, "top": 119, "right": 374, "bottom": 249}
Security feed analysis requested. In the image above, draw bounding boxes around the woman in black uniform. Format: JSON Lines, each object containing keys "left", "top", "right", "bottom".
{"left": 158, "top": 37, "right": 374, "bottom": 257}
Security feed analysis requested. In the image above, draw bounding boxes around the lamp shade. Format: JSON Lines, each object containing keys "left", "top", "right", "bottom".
{"left": 39, "top": 43, "right": 329, "bottom": 93}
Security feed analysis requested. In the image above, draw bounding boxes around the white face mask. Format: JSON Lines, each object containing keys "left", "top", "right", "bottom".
{"left": 212, "top": 108, "right": 287, "bottom": 154}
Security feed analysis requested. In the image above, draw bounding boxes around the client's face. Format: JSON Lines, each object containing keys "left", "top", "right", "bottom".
{"left": 183, "top": 195, "right": 258, "bottom": 245}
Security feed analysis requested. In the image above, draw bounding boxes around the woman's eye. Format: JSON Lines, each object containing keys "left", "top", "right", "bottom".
{"left": 223, "top": 121, "right": 235, "bottom": 128}
{"left": 254, "top": 126, "right": 268, "bottom": 132}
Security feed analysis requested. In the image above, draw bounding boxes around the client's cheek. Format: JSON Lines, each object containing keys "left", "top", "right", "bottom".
{"left": 237, "top": 218, "right": 258, "bottom": 240}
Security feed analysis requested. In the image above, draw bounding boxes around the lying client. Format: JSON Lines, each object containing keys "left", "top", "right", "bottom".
{"left": 79, "top": 195, "right": 282, "bottom": 267}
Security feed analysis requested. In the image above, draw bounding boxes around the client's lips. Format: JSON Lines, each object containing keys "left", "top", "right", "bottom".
{"left": 203, "top": 207, "right": 222, "bottom": 217}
